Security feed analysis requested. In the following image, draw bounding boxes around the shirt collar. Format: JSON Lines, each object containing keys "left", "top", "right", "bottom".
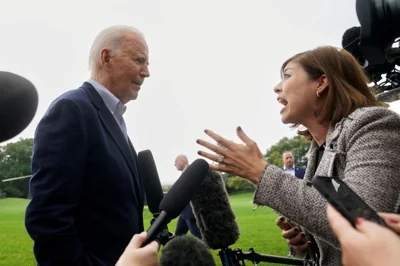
{"left": 88, "top": 78, "right": 127, "bottom": 117}
{"left": 284, "top": 165, "right": 295, "bottom": 170}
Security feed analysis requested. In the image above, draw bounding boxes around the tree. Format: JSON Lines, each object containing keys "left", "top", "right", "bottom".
{"left": 0, "top": 138, "right": 33, "bottom": 198}
{"left": 264, "top": 135, "right": 311, "bottom": 168}
{"left": 225, "top": 176, "right": 255, "bottom": 193}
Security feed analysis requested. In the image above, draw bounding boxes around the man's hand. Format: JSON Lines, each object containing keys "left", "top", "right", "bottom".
{"left": 116, "top": 232, "right": 159, "bottom": 266}
{"left": 275, "top": 216, "right": 310, "bottom": 252}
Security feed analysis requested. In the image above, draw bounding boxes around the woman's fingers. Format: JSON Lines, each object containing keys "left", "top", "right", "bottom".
{"left": 236, "top": 126, "right": 256, "bottom": 146}
{"left": 203, "top": 129, "right": 234, "bottom": 149}
{"left": 196, "top": 139, "right": 227, "bottom": 156}
{"left": 197, "top": 150, "right": 224, "bottom": 163}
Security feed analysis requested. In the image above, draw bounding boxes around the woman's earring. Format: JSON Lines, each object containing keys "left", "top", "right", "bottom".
{"left": 316, "top": 90, "right": 321, "bottom": 98}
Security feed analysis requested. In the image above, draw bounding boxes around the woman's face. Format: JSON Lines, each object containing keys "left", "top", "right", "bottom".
{"left": 274, "top": 61, "right": 320, "bottom": 125}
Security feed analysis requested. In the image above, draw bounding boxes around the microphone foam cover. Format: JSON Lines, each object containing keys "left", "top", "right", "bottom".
{"left": 190, "top": 170, "right": 240, "bottom": 249}
{"left": 160, "top": 235, "right": 216, "bottom": 266}
{"left": 138, "top": 150, "right": 164, "bottom": 214}
{"left": 0, "top": 71, "right": 38, "bottom": 142}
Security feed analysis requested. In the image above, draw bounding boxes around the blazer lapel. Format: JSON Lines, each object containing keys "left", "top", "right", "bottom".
{"left": 98, "top": 106, "right": 137, "bottom": 175}
{"left": 82, "top": 83, "right": 141, "bottom": 200}
{"left": 304, "top": 141, "right": 319, "bottom": 182}
{"left": 305, "top": 123, "right": 342, "bottom": 183}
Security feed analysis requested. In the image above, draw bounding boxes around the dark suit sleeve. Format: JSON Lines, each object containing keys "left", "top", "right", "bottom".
{"left": 25, "top": 99, "right": 92, "bottom": 266}
{"left": 296, "top": 167, "right": 305, "bottom": 179}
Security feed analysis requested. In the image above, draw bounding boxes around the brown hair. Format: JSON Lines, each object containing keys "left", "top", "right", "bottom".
{"left": 281, "top": 46, "right": 387, "bottom": 140}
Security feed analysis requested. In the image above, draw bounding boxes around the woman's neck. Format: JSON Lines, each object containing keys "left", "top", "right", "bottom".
{"left": 304, "top": 121, "right": 329, "bottom": 147}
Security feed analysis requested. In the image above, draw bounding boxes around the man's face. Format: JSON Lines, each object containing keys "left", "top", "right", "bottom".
{"left": 174, "top": 158, "right": 185, "bottom": 171}
{"left": 105, "top": 32, "right": 150, "bottom": 104}
{"left": 282, "top": 152, "right": 294, "bottom": 168}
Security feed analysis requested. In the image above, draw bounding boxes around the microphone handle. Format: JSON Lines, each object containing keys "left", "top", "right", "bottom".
{"left": 142, "top": 211, "right": 169, "bottom": 247}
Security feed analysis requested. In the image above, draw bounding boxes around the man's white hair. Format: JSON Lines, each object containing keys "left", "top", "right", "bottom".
{"left": 88, "top": 25, "right": 145, "bottom": 73}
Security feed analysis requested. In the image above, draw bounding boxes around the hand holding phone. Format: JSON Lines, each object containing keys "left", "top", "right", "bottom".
{"left": 312, "top": 175, "right": 387, "bottom": 227}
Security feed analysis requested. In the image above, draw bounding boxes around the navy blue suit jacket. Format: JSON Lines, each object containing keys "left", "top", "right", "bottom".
{"left": 25, "top": 82, "right": 145, "bottom": 266}
{"left": 294, "top": 166, "right": 305, "bottom": 179}
{"left": 281, "top": 166, "right": 306, "bottom": 179}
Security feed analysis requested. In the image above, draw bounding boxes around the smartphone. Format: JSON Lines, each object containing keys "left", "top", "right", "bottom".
{"left": 312, "top": 175, "right": 387, "bottom": 227}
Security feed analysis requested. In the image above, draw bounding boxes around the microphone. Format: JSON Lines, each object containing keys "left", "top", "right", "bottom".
{"left": 141, "top": 159, "right": 209, "bottom": 247}
{"left": 137, "top": 150, "right": 164, "bottom": 215}
{"left": 0, "top": 71, "right": 38, "bottom": 142}
{"left": 190, "top": 170, "right": 240, "bottom": 250}
{"left": 342, "top": 26, "right": 394, "bottom": 82}
{"left": 342, "top": 26, "right": 367, "bottom": 67}
{"left": 138, "top": 149, "right": 174, "bottom": 246}
{"left": 160, "top": 235, "right": 216, "bottom": 266}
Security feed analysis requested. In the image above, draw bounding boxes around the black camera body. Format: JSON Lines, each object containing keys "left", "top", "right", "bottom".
{"left": 344, "top": 0, "right": 400, "bottom": 102}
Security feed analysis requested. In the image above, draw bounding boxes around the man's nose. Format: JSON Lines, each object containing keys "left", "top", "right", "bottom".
{"left": 141, "top": 65, "right": 150, "bottom": 78}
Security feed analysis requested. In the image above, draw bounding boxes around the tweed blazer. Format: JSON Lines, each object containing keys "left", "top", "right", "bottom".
{"left": 254, "top": 106, "right": 400, "bottom": 266}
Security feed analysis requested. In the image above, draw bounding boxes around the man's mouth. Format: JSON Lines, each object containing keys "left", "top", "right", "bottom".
{"left": 132, "top": 81, "right": 142, "bottom": 89}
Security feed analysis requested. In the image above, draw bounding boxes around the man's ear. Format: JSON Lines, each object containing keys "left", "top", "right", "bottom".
{"left": 316, "top": 74, "right": 329, "bottom": 95}
{"left": 100, "top": 49, "right": 113, "bottom": 72}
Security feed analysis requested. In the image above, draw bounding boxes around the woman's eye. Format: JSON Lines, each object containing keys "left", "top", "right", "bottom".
{"left": 283, "top": 74, "right": 290, "bottom": 79}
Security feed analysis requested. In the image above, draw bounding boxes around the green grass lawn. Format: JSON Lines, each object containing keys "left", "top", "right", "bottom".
{"left": 0, "top": 193, "right": 290, "bottom": 266}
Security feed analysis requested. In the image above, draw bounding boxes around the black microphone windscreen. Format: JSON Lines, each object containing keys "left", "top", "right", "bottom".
{"left": 138, "top": 150, "right": 164, "bottom": 214}
{"left": 0, "top": 71, "right": 38, "bottom": 142}
{"left": 159, "top": 159, "right": 209, "bottom": 220}
{"left": 342, "top": 26, "right": 366, "bottom": 65}
{"left": 190, "top": 170, "right": 240, "bottom": 249}
{"left": 160, "top": 235, "right": 216, "bottom": 266}
{"left": 342, "top": 26, "right": 361, "bottom": 48}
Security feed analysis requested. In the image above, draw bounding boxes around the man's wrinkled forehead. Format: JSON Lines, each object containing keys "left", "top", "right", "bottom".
{"left": 123, "top": 33, "right": 148, "bottom": 54}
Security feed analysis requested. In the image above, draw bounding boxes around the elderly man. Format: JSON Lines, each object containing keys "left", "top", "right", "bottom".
{"left": 173, "top": 155, "right": 202, "bottom": 239}
{"left": 25, "top": 26, "right": 152, "bottom": 266}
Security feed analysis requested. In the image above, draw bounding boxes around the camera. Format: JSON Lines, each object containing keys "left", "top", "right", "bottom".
{"left": 342, "top": 0, "right": 400, "bottom": 102}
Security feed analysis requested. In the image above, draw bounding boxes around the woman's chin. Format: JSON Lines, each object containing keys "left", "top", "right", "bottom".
{"left": 280, "top": 114, "right": 290, "bottom": 124}
{"left": 281, "top": 115, "right": 297, "bottom": 125}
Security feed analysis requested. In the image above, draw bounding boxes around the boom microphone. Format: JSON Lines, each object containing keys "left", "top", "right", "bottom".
{"left": 190, "top": 170, "right": 240, "bottom": 249}
{"left": 160, "top": 235, "right": 216, "bottom": 266}
{"left": 0, "top": 71, "right": 38, "bottom": 142}
{"left": 137, "top": 150, "right": 164, "bottom": 215}
{"left": 141, "top": 159, "right": 209, "bottom": 247}
{"left": 342, "top": 26, "right": 395, "bottom": 83}
{"left": 342, "top": 26, "right": 367, "bottom": 67}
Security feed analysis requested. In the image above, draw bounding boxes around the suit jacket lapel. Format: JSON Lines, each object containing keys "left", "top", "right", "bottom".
{"left": 305, "top": 141, "right": 319, "bottom": 182}
{"left": 98, "top": 106, "right": 137, "bottom": 174}
{"left": 82, "top": 83, "right": 142, "bottom": 202}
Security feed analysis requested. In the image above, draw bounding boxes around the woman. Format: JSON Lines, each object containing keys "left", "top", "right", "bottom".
{"left": 196, "top": 46, "right": 400, "bottom": 265}
{"left": 327, "top": 205, "right": 400, "bottom": 266}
